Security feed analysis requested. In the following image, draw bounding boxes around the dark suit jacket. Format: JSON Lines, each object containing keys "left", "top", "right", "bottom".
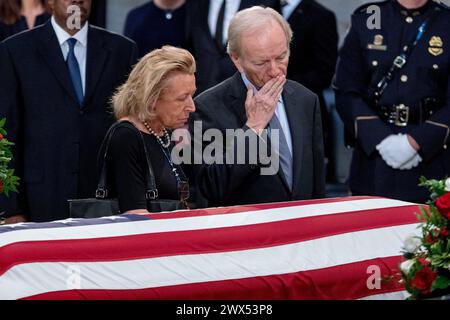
{"left": 0, "top": 21, "right": 138, "bottom": 222}
{"left": 124, "top": 0, "right": 187, "bottom": 58}
{"left": 287, "top": 0, "right": 338, "bottom": 97}
{"left": 0, "top": 12, "right": 50, "bottom": 42}
{"left": 190, "top": 73, "right": 325, "bottom": 207}
{"left": 185, "top": 0, "right": 279, "bottom": 94}
{"left": 286, "top": 0, "right": 338, "bottom": 133}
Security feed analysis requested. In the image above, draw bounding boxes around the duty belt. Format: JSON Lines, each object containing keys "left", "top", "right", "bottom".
{"left": 378, "top": 99, "right": 442, "bottom": 126}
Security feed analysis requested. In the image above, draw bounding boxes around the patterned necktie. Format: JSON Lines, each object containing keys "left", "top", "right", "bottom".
{"left": 66, "top": 38, "right": 84, "bottom": 106}
{"left": 269, "top": 113, "right": 293, "bottom": 191}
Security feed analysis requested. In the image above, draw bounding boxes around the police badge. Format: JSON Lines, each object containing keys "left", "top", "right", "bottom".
{"left": 367, "top": 34, "right": 387, "bottom": 50}
{"left": 428, "top": 36, "right": 443, "bottom": 56}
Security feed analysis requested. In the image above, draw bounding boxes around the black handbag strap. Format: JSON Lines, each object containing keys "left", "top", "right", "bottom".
{"left": 96, "top": 121, "right": 159, "bottom": 200}
{"left": 132, "top": 122, "right": 160, "bottom": 200}
{"left": 372, "top": 7, "right": 442, "bottom": 106}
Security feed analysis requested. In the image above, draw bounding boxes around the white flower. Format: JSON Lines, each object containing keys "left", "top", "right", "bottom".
{"left": 445, "top": 178, "right": 450, "bottom": 192}
{"left": 400, "top": 259, "right": 415, "bottom": 274}
{"left": 403, "top": 235, "right": 421, "bottom": 254}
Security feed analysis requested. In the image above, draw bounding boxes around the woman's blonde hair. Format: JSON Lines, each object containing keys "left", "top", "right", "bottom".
{"left": 113, "top": 46, "right": 196, "bottom": 121}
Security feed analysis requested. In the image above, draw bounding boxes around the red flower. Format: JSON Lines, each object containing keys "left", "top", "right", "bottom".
{"left": 410, "top": 267, "right": 437, "bottom": 294}
{"left": 0, "top": 180, "right": 3, "bottom": 193}
{"left": 0, "top": 133, "right": 3, "bottom": 140}
{"left": 436, "top": 193, "right": 450, "bottom": 220}
{"left": 426, "top": 233, "right": 436, "bottom": 245}
{"left": 417, "top": 257, "right": 430, "bottom": 266}
{"left": 439, "top": 226, "right": 449, "bottom": 238}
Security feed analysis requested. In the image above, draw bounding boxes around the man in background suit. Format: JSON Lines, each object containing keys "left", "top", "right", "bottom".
{"left": 190, "top": 6, "right": 325, "bottom": 207}
{"left": 281, "top": 0, "right": 338, "bottom": 180}
{"left": 90, "top": 0, "right": 107, "bottom": 28}
{"left": 185, "top": 0, "right": 279, "bottom": 94}
{"left": 0, "top": 0, "right": 138, "bottom": 223}
{"left": 282, "top": 0, "right": 337, "bottom": 109}
{"left": 124, "top": 0, "right": 187, "bottom": 58}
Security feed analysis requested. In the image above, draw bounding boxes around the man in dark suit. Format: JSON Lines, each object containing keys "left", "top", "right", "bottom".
{"left": 124, "top": 0, "right": 187, "bottom": 58}
{"left": 283, "top": 0, "right": 337, "bottom": 108}
{"left": 190, "top": 6, "right": 325, "bottom": 207}
{"left": 185, "top": 0, "right": 279, "bottom": 94}
{"left": 281, "top": 0, "right": 338, "bottom": 180}
{"left": 0, "top": 0, "right": 138, "bottom": 223}
{"left": 90, "top": 0, "right": 107, "bottom": 28}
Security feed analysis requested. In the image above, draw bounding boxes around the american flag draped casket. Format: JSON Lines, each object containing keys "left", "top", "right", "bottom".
{"left": 0, "top": 196, "right": 422, "bottom": 300}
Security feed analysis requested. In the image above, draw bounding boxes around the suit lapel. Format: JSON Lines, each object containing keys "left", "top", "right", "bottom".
{"left": 228, "top": 73, "right": 248, "bottom": 126}
{"left": 201, "top": 0, "right": 210, "bottom": 26}
{"left": 84, "top": 26, "right": 109, "bottom": 106}
{"left": 282, "top": 82, "right": 305, "bottom": 197}
{"left": 199, "top": 0, "right": 217, "bottom": 48}
{"left": 36, "top": 21, "right": 79, "bottom": 105}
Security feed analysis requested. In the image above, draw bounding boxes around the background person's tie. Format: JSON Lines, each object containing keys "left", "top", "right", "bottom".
{"left": 269, "top": 113, "right": 293, "bottom": 191}
{"left": 215, "top": 0, "right": 226, "bottom": 52}
{"left": 66, "top": 38, "right": 84, "bottom": 106}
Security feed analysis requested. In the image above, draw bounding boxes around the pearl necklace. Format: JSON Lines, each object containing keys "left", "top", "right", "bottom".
{"left": 143, "top": 121, "right": 171, "bottom": 148}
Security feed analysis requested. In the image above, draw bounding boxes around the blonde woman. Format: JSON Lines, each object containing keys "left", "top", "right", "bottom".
{"left": 102, "top": 46, "right": 196, "bottom": 214}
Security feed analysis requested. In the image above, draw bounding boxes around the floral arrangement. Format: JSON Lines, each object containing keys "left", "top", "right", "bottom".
{"left": 400, "top": 177, "right": 450, "bottom": 299}
{"left": 0, "top": 118, "right": 19, "bottom": 196}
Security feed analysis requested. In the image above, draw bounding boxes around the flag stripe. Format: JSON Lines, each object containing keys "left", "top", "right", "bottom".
{"left": 359, "top": 291, "right": 409, "bottom": 300}
{"left": 0, "top": 205, "right": 420, "bottom": 276}
{"left": 22, "top": 257, "right": 405, "bottom": 300}
{"left": 0, "top": 198, "right": 418, "bottom": 249}
{"left": 0, "top": 224, "right": 417, "bottom": 300}
{"left": 146, "top": 196, "right": 380, "bottom": 219}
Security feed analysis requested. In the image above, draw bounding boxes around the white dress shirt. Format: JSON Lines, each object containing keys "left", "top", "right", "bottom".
{"left": 241, "top": 73, "right": 294, "bottom": 156}
{"left": 51, "top": 16, "right": 88, "bottom": 94}
{"left": 208, "top": 0, "right": 241, "bottom": 45}
{"left": 282, "top": 0, "right": 303, "bottom": 20}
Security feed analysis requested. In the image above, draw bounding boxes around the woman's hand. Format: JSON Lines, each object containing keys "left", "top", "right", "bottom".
{"left": 126, "top": 209, "right": 151, "bottom": 215}
{"left": 1, "top": 215, "right": 28, "bottom": 225}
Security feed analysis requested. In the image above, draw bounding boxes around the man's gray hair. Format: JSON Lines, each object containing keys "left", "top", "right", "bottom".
{"left": 227, "top": 6, "right": 293, "bottom": 57}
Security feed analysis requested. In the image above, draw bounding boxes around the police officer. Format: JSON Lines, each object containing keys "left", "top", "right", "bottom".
{"left": 334, "top": 0, "right": 450, "bottom": 203}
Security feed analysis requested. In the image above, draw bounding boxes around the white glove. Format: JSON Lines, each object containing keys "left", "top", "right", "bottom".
{"left": 376, "top": 134, "right": 419, "bottom": 169}
{"left": 398, "top": 153, "right": 422, "bottom": 170}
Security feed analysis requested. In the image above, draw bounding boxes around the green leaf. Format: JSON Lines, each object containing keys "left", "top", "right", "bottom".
{"left": 430, "top": 251, "right": 450, "bottom": 268}
{"left": 419, "top": 176, "right": 447, "bottom": 197}
{"left": 432, "top": 276, "right": 450, "bottom": 290}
